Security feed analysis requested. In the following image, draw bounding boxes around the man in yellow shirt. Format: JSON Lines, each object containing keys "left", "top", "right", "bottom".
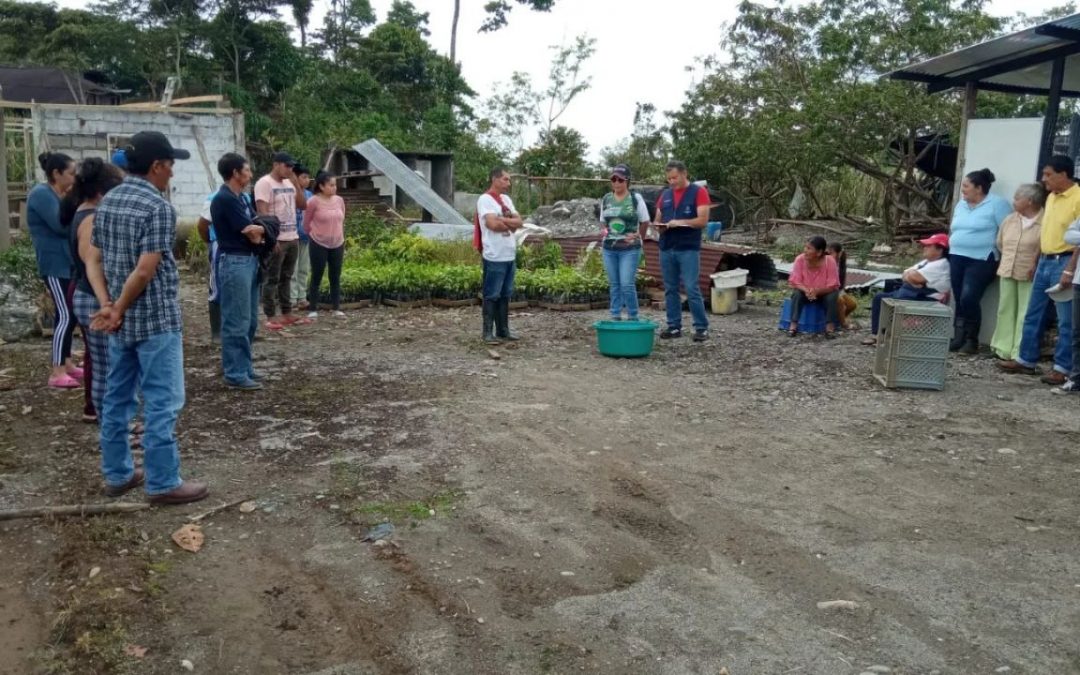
{"left": 1000, "top": 155, "right": 1080, "bottom": 384}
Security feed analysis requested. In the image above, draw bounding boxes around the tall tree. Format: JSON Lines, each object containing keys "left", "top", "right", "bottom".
{"left": 386, "top": 0, "right": 429, "bottom": 36}
{"left": 479, "top": 0, "right": 555, "bottom": 32}
{"left": 671, "top": 0, "right": 1007, "bottom": 230}
{"left": 450, "top": 0, "right": 460, "bottom": 63}
{"left": 290, "top": 0, "right": 314, "bottom": 47}
{"left": 317, "top": 0, "right": 375, "bottom": 61}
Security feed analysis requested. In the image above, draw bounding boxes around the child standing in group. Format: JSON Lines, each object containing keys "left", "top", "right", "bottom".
{"left": 827, "top": 242, "right": 857, "bottom": 329}
{"left": 291, "top": 166, "right": 314, "bottom": 311}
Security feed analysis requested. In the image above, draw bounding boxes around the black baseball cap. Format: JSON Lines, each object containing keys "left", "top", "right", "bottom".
{"left": 610, "top": 164, "right": 631, "bottom": 180}
{"left": 129, "top": 131, "right": 190, "bottom": 163}
{"left": 272, "top": 151, "right": 297, "bottom": 167}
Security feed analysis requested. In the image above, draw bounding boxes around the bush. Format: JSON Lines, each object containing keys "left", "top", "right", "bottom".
{"left": 186, "top": 228, "right": 209, "bottom": 275}
{"left": 0, "top": 238, "right": 42, "bottom": 292}
{"left": 373, "top": 233, "right": 441, "bottom": 264}
{"left": 344, "top": 208, "right": 406, "bottom": 247}
{"left": 517, "top": 240, "right": 564, "bottom": 270}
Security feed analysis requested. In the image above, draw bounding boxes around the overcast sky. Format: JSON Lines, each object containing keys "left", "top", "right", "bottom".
{"left": 47, "top": 0, "right": 1075, "bottom": 159}
{"left": 329, "top": 0, "right": 1072, "bottom": 159}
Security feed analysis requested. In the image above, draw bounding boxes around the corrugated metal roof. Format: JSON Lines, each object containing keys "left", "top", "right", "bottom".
{"left": 0, "top": 66, "right": 122, "bottom": 105}
{"left": 888, "top": 14, "right": 1080, "bottom": 95}
{"left": 353, "top": 139, "right": 470, "bottom": 226}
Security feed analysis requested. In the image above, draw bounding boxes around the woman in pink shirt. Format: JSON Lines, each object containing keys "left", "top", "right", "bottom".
{"left": 303, "top": 172, "right": 347, "bottom": 319}
{"left": 787, "top": 236, "right": 841, "bottom": 338}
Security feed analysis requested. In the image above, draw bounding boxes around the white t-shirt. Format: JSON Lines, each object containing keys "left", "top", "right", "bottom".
{"left": 477, "top": 193, "right": 519, "bottom": 262}
{"left": 907, "top": 257, "right": 951, "bottom": 296}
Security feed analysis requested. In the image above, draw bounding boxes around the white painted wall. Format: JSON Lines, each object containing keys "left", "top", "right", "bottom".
{"left": 37, "top": 106, "right": 244, "bottom": 223}
{"left": 961, "top": 118, "right": 1043, "bottom": 206}
{"left": 960, "top": 118, "right": 1043, "bottom": 344}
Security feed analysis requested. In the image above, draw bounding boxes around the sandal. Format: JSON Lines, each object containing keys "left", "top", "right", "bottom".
{"left": 264, "top": 320, "right": 284, "bottom": 331}
{"left": 48, "top": 373, "right": 81, "bottom": 389}
{"left": 861, "top": 337, "right": 877, "bottom": 346}
{"left": 787, "top": 329, "right": 798, "bottom": 338}
{"left": 824, "top": 331, "right": 837, "bottom": 340}
{"left": 291, "top": 317, "right": 314, "bottom": 326}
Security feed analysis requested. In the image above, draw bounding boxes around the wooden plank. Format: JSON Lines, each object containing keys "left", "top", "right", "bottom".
{"left": 190, "top": 124, "right": 217, "bottom": 193}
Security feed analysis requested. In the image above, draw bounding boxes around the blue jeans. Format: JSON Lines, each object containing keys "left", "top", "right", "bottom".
{"left": 482, "top": 259, "right": 516, "bottom": 300}
{"left": 603, "top": 246, "right": 641, "bottom": 319}
{"left": 1017, "top": 254, "right": 1072, "bottom": 373}
{"left": 101, "top": 331, "right": 185, "bottom": 495}
{"left": 949, "top": 253, "right": 998, "bottom": 327}
{"left": 660, "top": 248, "right": 708, "bottom": 331}
{"left": 218, "top": 253, "right": 261, "bottom": 384}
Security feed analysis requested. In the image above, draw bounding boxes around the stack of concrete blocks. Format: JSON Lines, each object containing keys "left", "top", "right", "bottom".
{"left": 35, "top": 105, "right": 244, "bottom": 224}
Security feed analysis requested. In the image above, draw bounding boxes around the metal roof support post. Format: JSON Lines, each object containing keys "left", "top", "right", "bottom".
{"left": 953, "top": 82, "right": 977, "bottom": 208}
{"left": 1039, "top": 57, "right": 1067, "bottom": 176}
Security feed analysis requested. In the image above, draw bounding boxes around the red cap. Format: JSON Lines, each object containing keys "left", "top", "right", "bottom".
{"left": 919, "top": 233, "right": 949, "bottom": 248}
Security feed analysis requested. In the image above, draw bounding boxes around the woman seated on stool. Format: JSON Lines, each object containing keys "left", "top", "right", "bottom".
{"left": 787, "top": 236, "right": 842, "bottom": 338}
{"left": 862, "top": 233, "right": 952, "bottom": 346}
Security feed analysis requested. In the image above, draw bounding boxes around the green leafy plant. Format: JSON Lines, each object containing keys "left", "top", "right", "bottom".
{"left": 0, "top": 238, "right": 41, "bottom": 292}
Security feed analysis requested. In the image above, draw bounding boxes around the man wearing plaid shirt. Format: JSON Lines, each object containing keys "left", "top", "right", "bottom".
{"left": 90, "top": 131, "right": 209, "bottom": 505}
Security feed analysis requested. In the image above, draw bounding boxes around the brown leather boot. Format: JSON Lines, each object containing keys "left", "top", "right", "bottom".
{"left": 149, "top": 480, "right": 210, "bottom": 505}
{"left": 104, "top": 468, "right": 144, "bottom": 497}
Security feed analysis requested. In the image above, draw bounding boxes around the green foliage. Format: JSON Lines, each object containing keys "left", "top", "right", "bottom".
{"left": 0, "top": 239, "right": 42, "bottom": 292}
{"left": 185, "top": 228, "right": 209, "bottom": 274}
{"left": 670, "top": 0, "right": 1013, "bottom": 231}
{"left": 516, "top": 126, "right": 590, "bottom": 180}
{"left": 479, "top": 0, "right": 556, "bottom": 33}
{"left": 480, "top": 33, "right": 595, "bottom": 165}
{"left": 343, "top": 208, "right": 406, "bottom": 248}
{"left": 516, "top": 240, "right": 563, "bottom": 270}
{"left": 372, "top": 232, "right": 440, "bottom": 264}
{"left": 600, "top": 103, "right": 672, "bottom": 184}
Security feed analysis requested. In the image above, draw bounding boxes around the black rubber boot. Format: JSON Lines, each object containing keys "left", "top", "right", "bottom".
{"left": 496, "top": 298, "right": 519, "bottom": 341}
{"left": 959, "top": 321, "right": 979, "bottom": 355}
{"left": 948, "top": 318, "right": 966, "bottom": 352}
{"left": 482, "top": 300, "right": 500, "bottom": 345}
{"left": 209, "top": 302, "right": 222, "bottom": 344}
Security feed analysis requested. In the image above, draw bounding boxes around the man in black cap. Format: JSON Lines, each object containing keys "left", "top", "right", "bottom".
{"left": 88, "top": 130, "right": 209, "bottom": 505}
{"left": 254, "top": 151, "right": 307, "bottom": 329}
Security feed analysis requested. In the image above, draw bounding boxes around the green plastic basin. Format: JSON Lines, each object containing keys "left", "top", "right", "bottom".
{"left": 593, "top": 320, "right": 658, "bottom": 358}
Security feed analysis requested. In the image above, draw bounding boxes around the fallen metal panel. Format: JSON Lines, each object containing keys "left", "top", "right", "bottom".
{"left": 353, "top": 139, "right": 470, "bottom": 226}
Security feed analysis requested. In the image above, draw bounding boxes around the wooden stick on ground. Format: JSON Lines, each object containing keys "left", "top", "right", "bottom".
{"left": 188, "top": 497, "right": 250, "bottom": 522}
{"left": 0, "top": 502, "right": 151, "bottom": 521}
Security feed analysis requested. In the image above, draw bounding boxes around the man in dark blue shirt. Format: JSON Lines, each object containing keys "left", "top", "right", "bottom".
{"left": 210, "top": 153, "right": 265, "bottom": 390}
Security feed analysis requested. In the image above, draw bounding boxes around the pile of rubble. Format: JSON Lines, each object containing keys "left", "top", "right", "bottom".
{"left": 525, "top": 198, "right": 601, "bottom": 238}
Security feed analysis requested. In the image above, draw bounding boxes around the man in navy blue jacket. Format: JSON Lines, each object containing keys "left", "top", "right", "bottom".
{"left": 652, "top": 161, "right": 711, "bottom": 342}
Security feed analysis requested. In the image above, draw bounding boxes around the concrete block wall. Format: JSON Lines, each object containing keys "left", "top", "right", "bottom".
{"left": 40, "top": 107, "right": 243, "bottom": 223}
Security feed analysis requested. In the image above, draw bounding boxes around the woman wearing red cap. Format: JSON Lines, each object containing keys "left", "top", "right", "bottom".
{"left": 862, "top": 233, "right": 952, "bottom": 346}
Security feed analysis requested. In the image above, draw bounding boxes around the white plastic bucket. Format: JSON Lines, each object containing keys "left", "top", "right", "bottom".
{"left": 710, "top": 268, "right": 749, "bottom": 289}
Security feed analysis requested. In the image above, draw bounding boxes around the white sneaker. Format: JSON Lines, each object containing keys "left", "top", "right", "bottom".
{"left": 1052, "top": 378, "right": 1080, "bottom": 395}
{"left": 333, "top": 310, "right": 346, "bottom": 318}
{"left": 307, "top": 311, "right": 318, "bottom": 320}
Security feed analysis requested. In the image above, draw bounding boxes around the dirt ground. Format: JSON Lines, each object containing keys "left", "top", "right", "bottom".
{"left": 1, "top": 277, "right": 1079, "bottom": 675}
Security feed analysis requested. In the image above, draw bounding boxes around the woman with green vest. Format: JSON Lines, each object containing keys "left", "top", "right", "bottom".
{"left": 598, "top": 164, "right": 650, "bottom": 320}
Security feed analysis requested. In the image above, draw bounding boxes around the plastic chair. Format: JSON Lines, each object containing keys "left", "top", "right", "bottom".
{"left": 777, "top": 297, "right": 827, "bottom": 333}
